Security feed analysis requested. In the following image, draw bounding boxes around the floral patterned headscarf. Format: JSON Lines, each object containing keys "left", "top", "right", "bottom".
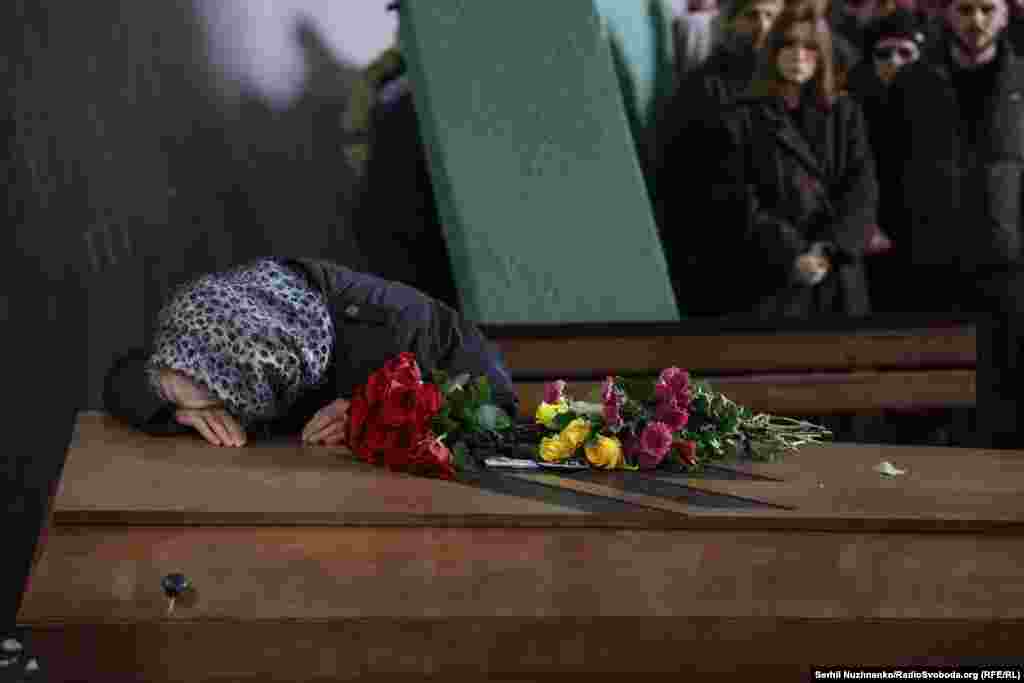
{"left": 146, "top": 259, "right": 334, "bottom": 426}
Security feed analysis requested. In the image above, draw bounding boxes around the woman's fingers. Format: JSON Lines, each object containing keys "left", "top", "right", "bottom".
{"left": 309, "top": 421, "right": 347, "bottom": 446}
{"left": 308, "top": 411, "right": 349, "bottom": 444}
{"left": 206, "top": 416, "right": 231, "bottom": 447}
{"left": 302, "top": 410, "right": 327, "bottom": 442}
{"left": 175, "top": 408, "right": 246, "bottom": 447}
{"left": 192, "top": 415, "right": 223, "bottom": 447}
{"left": 208, "top": 413, "right": 239, "bottom": 447}
{"left": 218, "top": 412, "right": 246, "bottom": 447}
{"left": 303, "top": 399, "right": 350, "bottom": 443}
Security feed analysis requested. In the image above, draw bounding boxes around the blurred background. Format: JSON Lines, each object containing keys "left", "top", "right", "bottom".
{"left": 5, "top": 0, "right": 679, "bottom": 410}
{"left": 6, "top": 0, "right": 967, "bottom": 449}
{"left": 5, "top": 1, "right": 403, "bottom": 408}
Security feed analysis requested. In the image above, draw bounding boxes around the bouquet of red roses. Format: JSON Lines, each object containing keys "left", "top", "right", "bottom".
{"left": 344, "top": 352, "right": 513, "bottom": 480}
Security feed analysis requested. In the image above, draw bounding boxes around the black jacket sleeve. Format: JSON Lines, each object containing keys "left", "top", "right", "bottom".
{"left": 719, "top": 110, "right": 810, "bottom": 273}
{"left": 413, "top": 300, "right": 520, "bottom": 418}
{"left": 102, "top": 350, "right": 189, "bottom": 435}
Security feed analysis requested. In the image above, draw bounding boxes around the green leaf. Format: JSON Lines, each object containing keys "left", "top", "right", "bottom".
{"left": 431, "top": 369, "right": 449, "bottom": 388}
{"left": 548, "top": 412, "right": 577, "bottom": 432}
{"left": 444, "top": 372, "right": 471, "bottom": 394}
{"left": 452, "top": 441, "right": 470, "bottom": 469}
{"left": 437, "top": 417, "right": 460, "bottom": 435}
{"left": 474, "top": 376, "right": 492, "bottom": 404}
{"left": 476, "top": 404, "right": 501, "bottom": 431}
{"left": 448, "top": 389, "right": 469, "bottom": 418}
{"left": 619, "top": 376, "right": 657, "bottom": 403}
{"left": 493, "top": 407, "right": 513, "bottom": 431}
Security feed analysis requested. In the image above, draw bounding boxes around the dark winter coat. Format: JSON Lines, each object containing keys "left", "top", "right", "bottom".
{"left": 653, "top": 44, "right": 760, "bottom": 313}
{"left": 846, "top": 60, "right": 906, "bottom": 311}
{"left": 887, "top": 38, "right": 1024, "bottom": 273}
{"left": 846, "top": 61, "right": 903, "bottom": 235}
{"left": 103, "top": 258, "right": 518, "bottom": 438}
{"left": 349, "top": 76, "right": 461, "bottom": 312}
{"left": 699, "top": 93, "right": 878, "bottom": 318}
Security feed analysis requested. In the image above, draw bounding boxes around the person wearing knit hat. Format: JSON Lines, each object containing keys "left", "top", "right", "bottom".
{"left": 835, "top": 0, "right": 920, "bottom": 52}
{"left": 862, "top": 8, "right": 927, "bottom": 82}
{"left": 845, "top": 9, "right": 925, "bottom": 313}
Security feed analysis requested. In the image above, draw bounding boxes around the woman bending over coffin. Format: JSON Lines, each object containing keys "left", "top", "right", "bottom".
{"left": 701, "top": 3, "right": 878, "bottom": 319}
{"left": 103, "top": 258, "right": 517, "bottom": 447}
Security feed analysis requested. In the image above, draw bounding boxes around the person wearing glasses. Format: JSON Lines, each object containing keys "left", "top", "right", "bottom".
{"left": 846, "top": 9, "right": 926, "bottom": 311}
{"left": 697, "top": 1, "right": 879, "bottom": 319}
{"left": 835, "top": 0, "right": 922, "bottom": 55}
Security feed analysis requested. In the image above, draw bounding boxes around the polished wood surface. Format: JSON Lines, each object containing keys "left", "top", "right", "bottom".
{"left": 22, "top": 619, "right": 1024, "bottom": 682}
{"left": 20, "top": 526, "right": 1024, "bottom": 621}
{"left": 54, "top": 414, "right": 1022, "bottom": 531}
{"left": 17, "top": 413, "right": 1024, "bottom": 680}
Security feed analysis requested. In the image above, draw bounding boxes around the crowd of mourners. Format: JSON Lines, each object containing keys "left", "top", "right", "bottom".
{"left": 349, "top": 0, "right": 1024, "bottom": 327}
{"left": 655, "top": 0, "right": 1024, "bottom": 322}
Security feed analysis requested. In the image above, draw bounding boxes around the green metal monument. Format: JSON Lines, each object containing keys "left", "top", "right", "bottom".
{"left": 397, "top": 0, "right": 680, "bottom": 324}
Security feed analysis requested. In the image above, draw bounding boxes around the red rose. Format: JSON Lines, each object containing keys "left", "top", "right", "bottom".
{"left": 387, "top": 351, "right": 423, "bottom": 386}
{"left": 415, "top": 383, "right": 442, "bottom": 430}
{"left": 380, "top": 384, "right": 421, "bottom": 427}
{"left": 404, "top": 434, "right": 456, "bottom": 480}
{"left": 344, "top": 354, "right": 447, "bottom": 477}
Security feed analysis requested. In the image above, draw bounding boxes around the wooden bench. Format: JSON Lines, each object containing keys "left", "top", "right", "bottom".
{"left": 486, "top": 316, "right": 978, "bottom": 417}
{"left": 16, "top": 412, "right": 1024, "bottom": 680}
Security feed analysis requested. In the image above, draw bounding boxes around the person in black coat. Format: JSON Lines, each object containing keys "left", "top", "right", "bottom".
{"left": 886, "top": 0, "right": 1024, "bottom": 446}
{"left": 886, "top": 0, "right": 1024, "bottom": 314}
{"left": 348, "top": 55, "right": 461, "bottom": 313}
{"left": 700, "top": 3, "right": 879, "bottom": 318}
{"left": 654, "top": 0, "right": 784, "bottom": 314}
{"left": 846, "top": 10, "right": 927, "bottom": 311}
{"left": 103, "top": 257, "right": 517, "bottom": 447}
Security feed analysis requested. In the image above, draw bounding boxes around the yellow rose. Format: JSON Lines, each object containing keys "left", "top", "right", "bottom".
{"left": 559, "top": 418, "right": 591, "bottom": 451}
{"left": 540, "top": 435, "right": 573, "bottom": 462}
{"left": 584, "top": 435, "right": 624, "bottom": 469}
{"left": 535, "top": 400, "right": 569, "bottom": 428}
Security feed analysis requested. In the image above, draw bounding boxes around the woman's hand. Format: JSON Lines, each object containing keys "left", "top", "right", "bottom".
{"left": 302, "top": 398, "right": 351, "bottom": 446}
{"left": 159, "top": 368, "right": 217, "bottom": 409}
{"left": 175, "top": 407, "right": 247, "bottom": 447}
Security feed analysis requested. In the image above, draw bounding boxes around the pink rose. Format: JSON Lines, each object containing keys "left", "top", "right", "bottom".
{"left": 603, "top": 401, "right": 624, "bottom": 431}
{"left": 601, "top": 376, "right": 617, "bottom": 404}
{"left": 655, "top": 400, "right": 689, "bottom": 432}
{"left": 601, "top": 376, "right": 625, "bottom": 430}
{"left": 637, "top": 421, "right": 673, "bottom": 470}
{"left": 543, "top": 380, "right": 567, "bottom": 405}
{"left": 659, "top": 367, "right": 690, "bottom": 396}
{"left": 656, "top": 367, "right": 692, "bottom": 409}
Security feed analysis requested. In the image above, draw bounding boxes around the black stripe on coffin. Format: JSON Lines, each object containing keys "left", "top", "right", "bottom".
{"left": 654, "top": 463, "right": 785, "bottom": 482}
{"left": 556, "top": 470, "right": 790, "bottom": 510}
{"left": 455, "top": 470, "right": 646, "bottom": 514}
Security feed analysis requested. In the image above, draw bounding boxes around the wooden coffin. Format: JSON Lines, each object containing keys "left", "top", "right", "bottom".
{"left": 17, "top": 412, "right": 1024, "bottom": 681}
